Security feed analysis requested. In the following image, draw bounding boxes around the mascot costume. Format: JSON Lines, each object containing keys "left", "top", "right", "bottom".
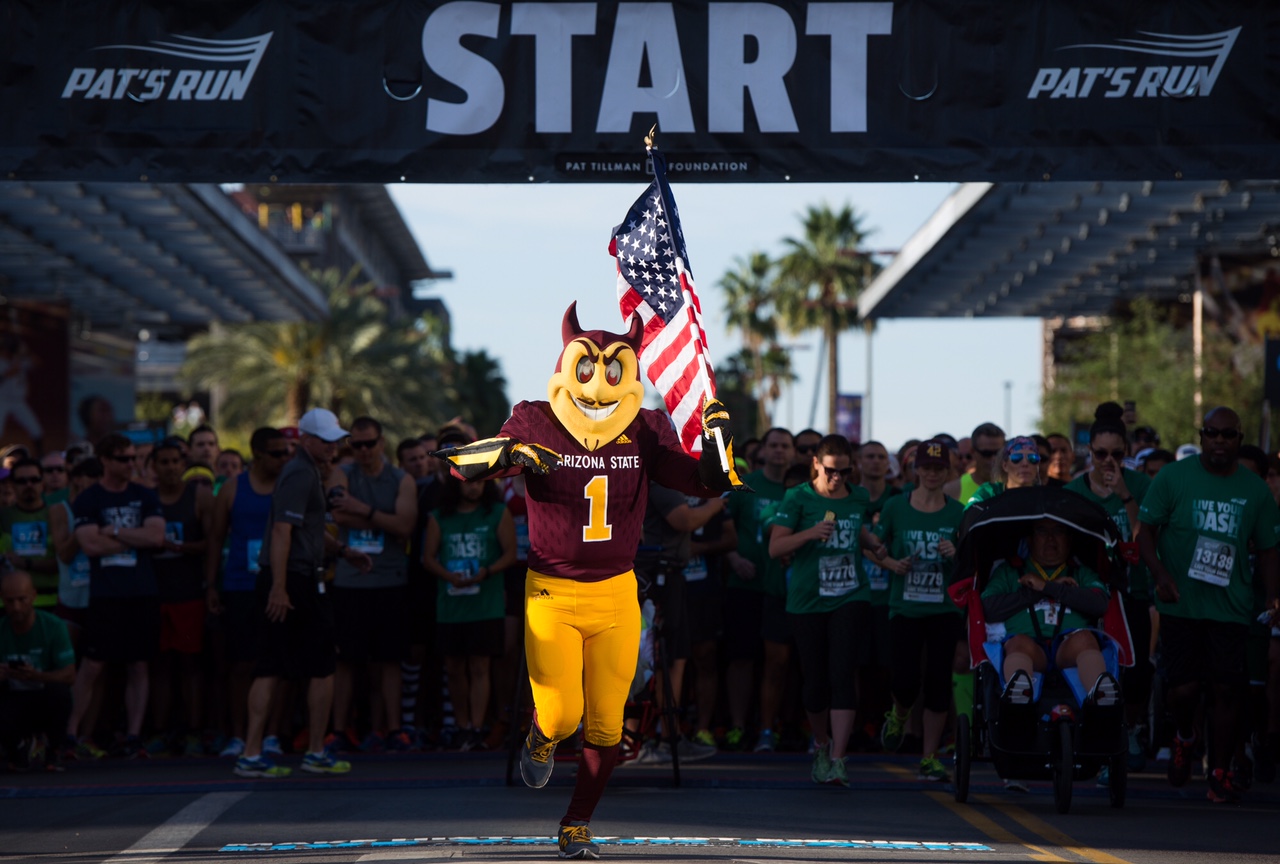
{"left": 436, "top": 302, "right": 745, "bottom": 859}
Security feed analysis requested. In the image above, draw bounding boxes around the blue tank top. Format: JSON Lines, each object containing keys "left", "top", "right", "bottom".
{"left": 224, "top": 471, "right": 273, "bottom": 592}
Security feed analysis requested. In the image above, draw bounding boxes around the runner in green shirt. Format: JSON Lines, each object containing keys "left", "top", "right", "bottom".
{"left": 966, "top": 436, "right": 1043, "bottom": 508}
{"left": 769, "top": 435, "right": 886, "bottom": 788}
{"left": 875, "top": 440, "right": 964, "bottom": 781}
{"left": 1138, "top": 407, "right": 1280, "bottom": 803}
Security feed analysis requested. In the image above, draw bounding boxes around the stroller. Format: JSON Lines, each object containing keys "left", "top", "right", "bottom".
{"left": 949, "top": 486, "right": 1133, "bottom": 813}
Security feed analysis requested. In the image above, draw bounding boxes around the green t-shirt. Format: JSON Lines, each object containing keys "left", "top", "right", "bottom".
{"left": 432, "top": 502, "right": 507, "bottom": 624}
{"left": 0, "top": 505, "right": 57, "bottom": 606}
{"left": 863, "top": 485, "right": 901, "bottom": 607}
{"left": 0, "top": 610, "right": 74, "bottom": 690}
{"left": 876, "top": 493, "right": 964, "bottom": 619}
{"left": 1139, "top": 457, "right": 1280, "bottom": 624}
{"left": 774, "top": 482, "right": 872, "bottom": 614}
{"left": 982, "top": 561, "right": 1108, "bottom": 638}
{"left": 965, "top": 481, "right": 1005, "bottom": 508}
{"left": 726, "top": 469, "right": 787, "bottom": 596}
{"left": 1064, "top": 469, "right": 1151, "bottom": 599}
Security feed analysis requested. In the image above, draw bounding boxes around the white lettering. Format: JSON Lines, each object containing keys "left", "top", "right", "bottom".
{"left": 111, "top": 68, "right": 143, "bottom": 99}
{"left": 85, "top": 69, "right": 114, "bottom": 99}
{"left": 1103, "top": 67, "right": 1135, "bottom": 98}
{"left": 195, "top": 69, "right": 230, "bottom": 101}
{"left": 1132, "top": 65, "right": 1167, "bottom": 98}
{"left": 510, "top": 3, "right": 597, "bottom": 133}
{"left": 596, "top": 3, "right": 694, "bottom": 134}
{"left": 1049, "top": 67, "right": 1079, "bottom": 98}
{"left": 1027, "top": 67, "right": 1060, "bottom": 99}
{"left": 423, "top": 1, "right": 505, "bottom": 135}
{"left": 707, "top": 3, "right": 798, "bottom": 133}
{"left": 139, "top": 69, "right": 168, "bottom": 100}
{"left": 169, "top": 69, "right": 201, "bottom": 100}
{"left": 61, "top": 68, "right": 96, "bottom": 98}
{"left": 805, "top": 2, "right": 892, "bottom": 133}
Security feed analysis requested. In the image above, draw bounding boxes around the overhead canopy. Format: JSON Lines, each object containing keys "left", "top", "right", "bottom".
{"left": 0, "top": 182, "right": 328, "bottom": 331}
{"left": 858, "top": 180, "right": 1280, "bottom": 320}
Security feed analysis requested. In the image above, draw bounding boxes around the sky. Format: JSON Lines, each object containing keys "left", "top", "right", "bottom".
{"left": 388, "top": 182, "right": 1044, "bottom": 451}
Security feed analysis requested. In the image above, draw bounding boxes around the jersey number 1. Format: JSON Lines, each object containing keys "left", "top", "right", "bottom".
{"left": 582, "top": 475, "right": 612, "bottom": 542}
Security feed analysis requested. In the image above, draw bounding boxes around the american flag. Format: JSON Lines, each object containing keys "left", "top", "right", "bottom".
{"left": 610, "top": 150, "right": 715, "bottom": 455}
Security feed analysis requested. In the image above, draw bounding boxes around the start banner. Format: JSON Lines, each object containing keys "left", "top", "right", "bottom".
{"left": 2, "top": 0, "right": 1277, "bottom": 183}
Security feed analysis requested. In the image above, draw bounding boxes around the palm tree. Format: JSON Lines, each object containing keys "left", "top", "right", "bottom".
{"left": 183, "top": 266, "right": 456, "bottom": 440}
{"left": 720, "top": 251, "right": 779, "bottom": 430}
{"left": 445, "top": 349, "right": 511, "bottom": 437}
{"left": 774, "top": 204, "right": 880, "bottom": 433}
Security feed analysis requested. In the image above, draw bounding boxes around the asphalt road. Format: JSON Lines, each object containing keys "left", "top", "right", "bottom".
{"left": 1, "top": 751, "right": 1276, "bottom": 864}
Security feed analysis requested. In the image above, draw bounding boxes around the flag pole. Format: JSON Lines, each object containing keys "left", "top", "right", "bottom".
{"left": 644, "top": 126, "right": 730, "bottom": 473}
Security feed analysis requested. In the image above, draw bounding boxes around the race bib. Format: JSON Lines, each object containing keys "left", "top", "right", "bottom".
{"left": 247, "top": 538, "right": 262, "bottom": 574}
{"left": 348, "top": 528, "right": 385, "bottom": 555}
{"left": 1033, "top": 598, "right": 1060, "bottom": 626}
{"left": 12, "top": 521, "right": 47, "bottom": 557}
{"left": 684, "top": 555, "right": 709, "bottom": 583}
{"left": 445, "top": 558, "right": 481, "bottom": 596}
{"left": 69, "top": 554, "right": 91, "bottom": 588}
{"left": 902, "top": 564, "right": 945, "bottom": 603}
{"left": 165, "top": 521, "right": 184, "bottom": 545}
{"left": 818, "top": 554, "right": 860, "bottom": 598}
{"left": 1188, "top": 535, "right": 1234, "bottom": 587}
{"left": 102, "top": 549, "right": 137, "bottom": 568}
{"left": 865, "top": 560, "right": 889, "bottom": 593}
{"left": 515, "top": 518, "right": 530, "bottom": 561}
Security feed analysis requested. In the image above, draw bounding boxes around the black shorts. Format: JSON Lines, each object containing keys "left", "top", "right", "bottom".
{"left": 437, "top": 618, "right": 504, "bottom": 658}
{"left": 645, "top": 570, "right": 690, "bottom": 661}
{"left": 332, "top": 584, "right": 411, "bottom": 664}
{"left": 721, "top": 587, "right": 764, "bottom": 661}
{"left": 684, "top": 573, "right": 722, "bottom": 644}
{"left": 221, "top": 589, "right": 260, "bottom": 665}
{"left": 859, "top": 603, "right": 893, "bottom": 667}
{"left": 789, "top": 600, "right": 871, "bottom": 712}
{"left": 254, "top": 569, "right": 336, "bottom": 680}
{"left": 1159, "top": 614, "right": 1248, "bottom": 688}
{"left": 83, "top": 596, "right": 160, "bottom": 664}
{"left": 890, "top": 613, "right": 960, "bottom": 713}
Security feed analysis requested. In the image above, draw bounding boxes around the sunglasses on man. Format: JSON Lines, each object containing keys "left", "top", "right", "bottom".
{"left": 1092, "top": 448, "right": 1126, "bottom": 461}
{"left": 1200, "top": 427, "right": 1241, "bottom": 440}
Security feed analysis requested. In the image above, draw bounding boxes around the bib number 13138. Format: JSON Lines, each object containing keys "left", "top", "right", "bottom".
{"left": 583, "top": 475, "right": 613, "bottom": 542}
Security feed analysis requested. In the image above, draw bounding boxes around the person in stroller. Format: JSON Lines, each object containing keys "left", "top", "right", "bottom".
{"left": 980, "top": 518, "right": 1121, "bottom": 708}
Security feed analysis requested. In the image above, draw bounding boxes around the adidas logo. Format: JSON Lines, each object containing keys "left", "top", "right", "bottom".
{"left": 615, "top": 433, "right": 632, "bottom": 444}
{"left": 533, "top": 588, "right": 552, "bottom": 599}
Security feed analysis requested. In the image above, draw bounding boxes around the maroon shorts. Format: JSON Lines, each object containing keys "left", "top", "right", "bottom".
{"left": 159, "top": 599, "right": 206, "bottom": 654}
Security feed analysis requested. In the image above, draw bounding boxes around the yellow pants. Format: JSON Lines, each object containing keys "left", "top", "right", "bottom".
{"left": 524, "top": 569, "right": 641, "bottom": 748}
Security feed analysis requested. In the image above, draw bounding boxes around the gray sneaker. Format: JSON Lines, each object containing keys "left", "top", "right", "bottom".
{"left": 811, "top": 741, "right": 832, "bottom": 784}
{"left": 520, "top": 724, "right": 557, "bottom": 788}
{"left": 676, "top": 736, "right": 717, "bottom": 763}
{"left": 558, "top": 821, "right": 600, "bottom": 859}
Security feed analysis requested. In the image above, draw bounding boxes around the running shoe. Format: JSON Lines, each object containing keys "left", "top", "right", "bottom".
{"left": 234, "top": 755, "right": 291, "bottom": 778}
{"left": 520, "top": 724, "right": 558, "bottom": 788}
{"left": 72, "top": 738, "right": 106, "bottom": 761}
{"left": 919, "top": 755, "right": 951, "bottom": 782}
{"left": 1168, "top": 734, "right": 1195, "bottom": 788}
{"left": 262, "top": 735, "right": 284, "bottom": 756}
{"left": 753, "top": 728, "right": 777, "bottom": 753}
{"left": 1002, "top": 670, "right": 1034, "bottom": 705}
{"left": 723, "top": 727, "right": 745, "bottom": 750}
{"left": 219, "top": 737, "right": 246, "bottom": 758}
{"left": 360, "top": 732, "right": 386, "bottom": 753}
{"left": 143, "top": 734, "right": 170, "bottom": 756}
{"left": 301, "top": 751, "right": 352, "bottom": 774}
{"left": 1089, "top": 673, "right": 1121, "bottom": 707}
{"left": 1127, "top": 727, "right": 1146, "bottom": 772}
{"left": 1003, "top": 778, "right": 1030, "bottom": 793}
{"left": 385, "top": 729, "right": 415, "bottom": 752}
{"left": 827, "top": 756, "right": 849, "bottom": 787}
{"left": 693, "top": 729, "right": 717, "bottom": 748}
{"left": 810, "top": 740, "right": 831, "bottom": 784}
{"left": 1096, "top": 766, "right": 1110, "bottom": 788}
{"left": 677, "top": 736, "right": 717, "bottom": 763}
{"left": 880, "top": 709, "right": 906, "bottom": 753}
{"left": 323, "top": 729, "right": 358, "bottom": 753}
{"left": 118, "top": 735, "right": 148, "bottom": 759}
{"left": 558, "top": 821, "right": 600, "bottom": 860}
{"left": 1207, "top": 768, "right": 1241, "bottom": 804}
{"left": 182, "top": 734, "right": 204, "bottom": 758}
{"left": 633, "top": 741, "right": 672, "bottom": 764}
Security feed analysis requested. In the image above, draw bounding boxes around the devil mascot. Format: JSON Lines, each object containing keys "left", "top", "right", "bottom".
{"left": 435, "top": 302, "right": 745, "bottom": 858}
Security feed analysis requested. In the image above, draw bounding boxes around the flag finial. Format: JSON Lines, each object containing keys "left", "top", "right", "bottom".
{"left": 644, "top": 124, "right": 658, "bottom": 151}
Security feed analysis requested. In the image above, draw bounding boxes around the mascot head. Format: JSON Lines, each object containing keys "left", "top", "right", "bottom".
{"left": 548, "top": 302, "right": 645, "bottom": 451}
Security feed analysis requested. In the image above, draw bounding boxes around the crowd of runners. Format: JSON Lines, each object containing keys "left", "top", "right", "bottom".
{"left": 0, "top": 400, "right": 1277, "bottom": 806}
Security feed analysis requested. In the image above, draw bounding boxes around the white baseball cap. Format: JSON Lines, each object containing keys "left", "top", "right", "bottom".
{"left": 298, "top": 408, "right": 348, "bottom": 442}
{"left": 1175, "top": 443, "right": 1201, "bottom": 461}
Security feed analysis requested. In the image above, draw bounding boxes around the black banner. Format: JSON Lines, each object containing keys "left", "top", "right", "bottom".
{"left": 3, "top": 1, "right": 1278, "bottom": 183}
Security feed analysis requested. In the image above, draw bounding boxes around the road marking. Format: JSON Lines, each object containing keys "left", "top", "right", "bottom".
{"left": 976, "top": 796, "right": 1136, "bottom": 864}
{"left": 220, "top": 836, "right": 993, "bottom": 853}
{"left": 106, "top": 791, "right": 248, "bottom": 863}
{"left": 876, "top": 762, "right": 917, "bottom": 779}
{"left": 923, "top": 791, "right": 1067, "bottom": 863}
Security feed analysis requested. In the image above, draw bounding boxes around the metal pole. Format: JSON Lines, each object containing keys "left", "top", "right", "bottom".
{"left": 1193, "top": 271, "right": 1204, "bottom": 428}
{"left": 864, "top": 319, "right": 874, "bottom": 441}
{"left": 1004, "top": 380, "right": 1013, "bottom": 433}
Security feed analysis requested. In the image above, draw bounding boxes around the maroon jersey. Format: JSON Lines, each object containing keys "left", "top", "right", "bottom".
{"left": 500, "top": 401, "right": 716, "bottom": 582}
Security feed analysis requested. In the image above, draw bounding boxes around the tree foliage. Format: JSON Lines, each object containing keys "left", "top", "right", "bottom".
{"left": 183, "top": 266, "right": 502, "bottom": 443}
{"left": 1042, "top": 298, "right": 1263, "bottom": 448}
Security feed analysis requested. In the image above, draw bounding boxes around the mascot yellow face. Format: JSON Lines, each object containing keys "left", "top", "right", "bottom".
{"left": 548, "top": 302, "right": 645, "bottom": 451}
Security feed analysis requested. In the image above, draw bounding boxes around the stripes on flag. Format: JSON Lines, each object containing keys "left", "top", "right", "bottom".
{"left": 611, "top": 151, "right": 715, "bottom": 455}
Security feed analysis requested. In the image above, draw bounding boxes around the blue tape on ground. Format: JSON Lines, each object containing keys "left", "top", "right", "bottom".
{"left": 218, "top": 837, "right": 993, "bottom": 853}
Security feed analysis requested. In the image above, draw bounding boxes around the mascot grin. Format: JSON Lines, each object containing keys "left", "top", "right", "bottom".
{"left": 548, "top": 303, "right": 644, "bottom": 451}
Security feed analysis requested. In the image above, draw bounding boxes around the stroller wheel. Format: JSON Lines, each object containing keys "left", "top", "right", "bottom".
{"left": 1054, "top": 722, "right": 1074, "bottom": 814}
{"left": 954, "top": 713, "right": 971, "bottom": 803}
